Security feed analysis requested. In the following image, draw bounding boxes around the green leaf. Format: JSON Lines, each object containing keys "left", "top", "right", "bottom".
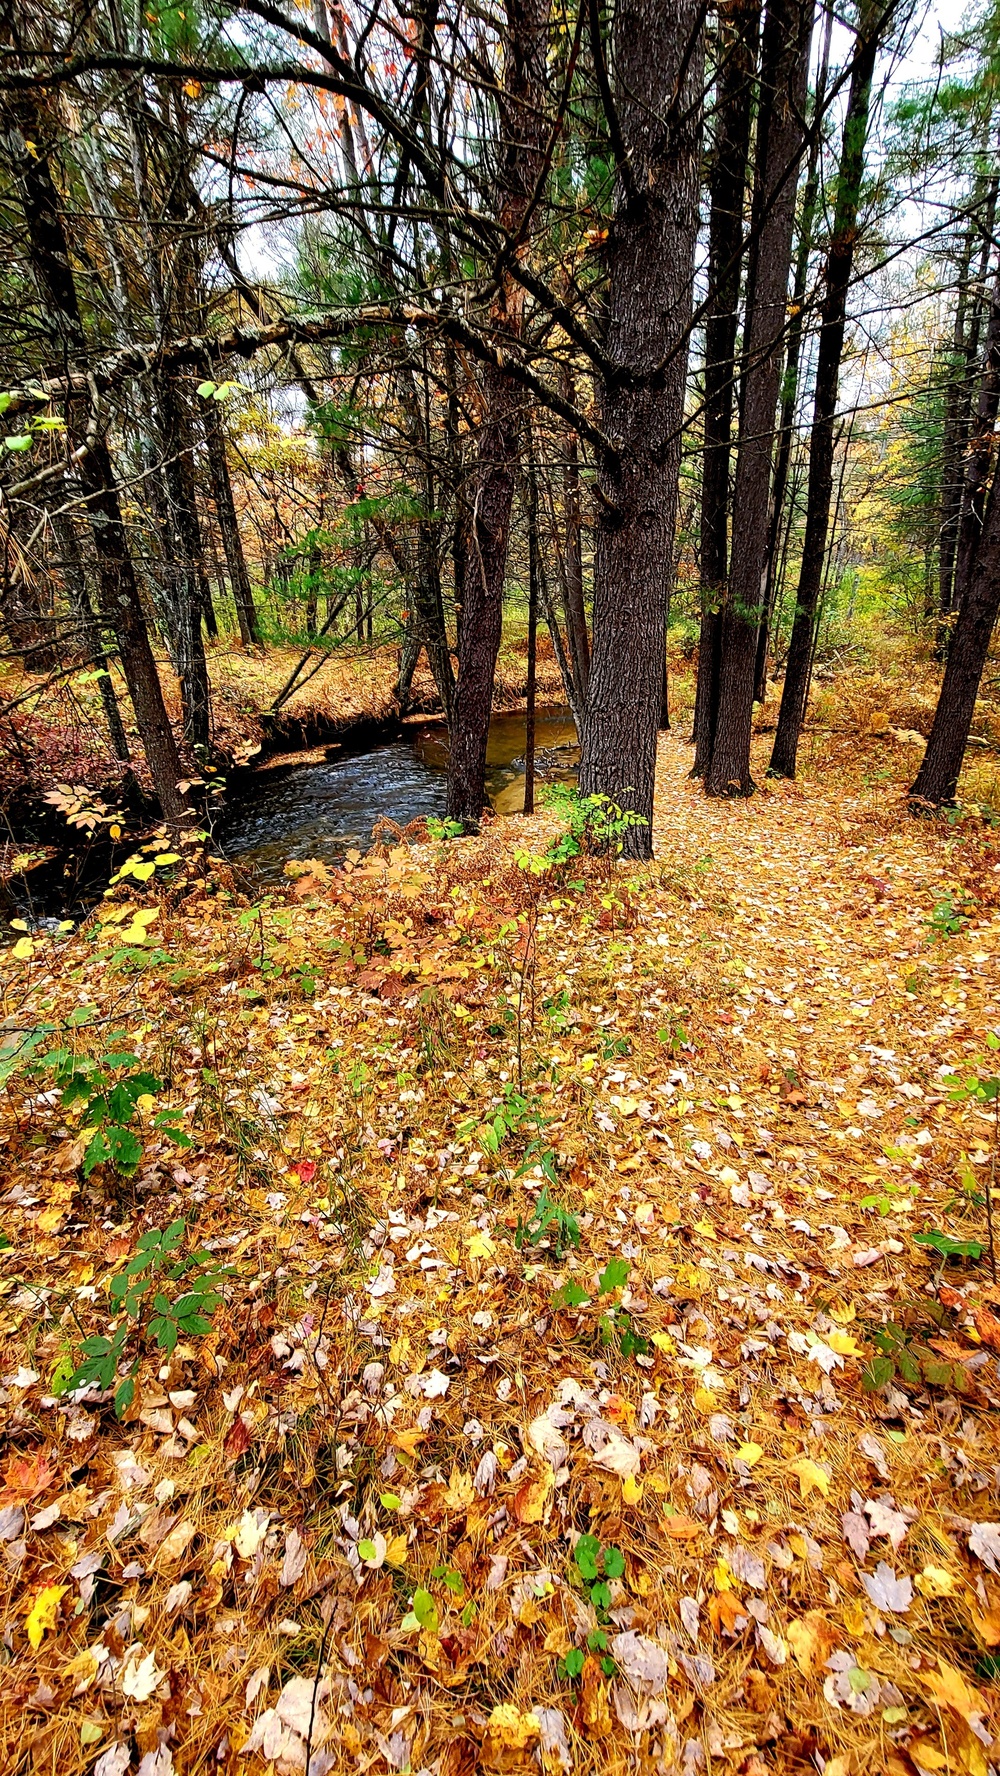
{"left": 602, "top": 1545, "right": 625, "bottom": 1579}
{"left": 574, "top": 1533, "right": 600, "bottom": 1582}
{"left": 561, "top": 1647, "right": 585, "bottom": 1678}
{"left": 403, "top": 1587, "right": 439, "bottom": 1633}
{"left": 598, "top": 1257, "right": 629, "bottom": 1296}
{"left": 861, "top": 1354, "right": 894, "bottom": 1392}
{"left": 115, "top": 1376, "right": 136, "bottom": 1418}
{"left": 196, "top": 380, "right": 216, "bottom": 398}
{"left": 380, "top": 1492, "right": 401, "bottom": 1511}
{"left": 4, "top": 433, "right": 33, "bottom": 452}
{"left": 105, "top": 1125, "right": 143, "bottom": 1174}
{"left": 590, "top": 1580, "right": 611, "bottom": 1611}
{"left": 552, "top": 1278, "right": 590, "bottom": 1311}
{"left": 914, "top": 1230, "right": 983, "bottom": 1260}
{"left": 357, "top": 1539, "right": 377, "bottom": 1560}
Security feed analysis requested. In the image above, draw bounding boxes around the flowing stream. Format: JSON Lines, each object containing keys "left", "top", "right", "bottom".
{"left": 219, "top": 708, "right": 578, "bottom": 885}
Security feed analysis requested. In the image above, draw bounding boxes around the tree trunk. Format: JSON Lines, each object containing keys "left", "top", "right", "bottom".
{"left": 157, "top": 376, "right": 212, "bottom": 752}
{"left": 953, "top": 266, "right": 1000, "bottom": 610}
{"left": 769, "top": 0, "right": 881, "bottom": 778}
{"left": 446, "top": 0, "right": 549, "bottom": 828}
{"left": 577, "top": 0, "right": 705, "bottom": 856}
{"left": 936, "top": 229, "right": 974, "bottom": 655}
{"left": 560, "top": 366, "right": 590, "bottom": 706}
{"left": 753, "top": 0, "right": 833, "bottom": 703}
{"left": 202, "top": 387, "right": 260, "bottom": 645}
{"left": 692, "top": 0, "right": 761, "bottom": 777}
{"left": 910, "top": 461, "right": 1000, "bottom": 807}
{"left": 705, "top": 0, "right": 813, "bottom": 798}
{"left": 51, "top": 505, "right": 132, "bottom": 762}
{"left": 2, "top": 93, "right": 189, "bottom": 830}
{"left": 524, "top": 435, "right": 540, "bottom": 815}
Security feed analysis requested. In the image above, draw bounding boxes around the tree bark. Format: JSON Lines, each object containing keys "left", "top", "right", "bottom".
{"left": 705, "top": 0, "right": 812, "bottom": 798}
{"left": 953, "top": 265, "right": 1000, "bottom": 610}
{"left": 752, "top": 0, "right": 833, "bottom": 703}
{"left": 202, "top": 386, "right": 260, "bottom": 646}
{"left": 577, "top": 0, "right": 705, "bottom": 856}
{"left": 910, "top": 460, "right": 1000, "bottom": 807}
{"left": 50, "top": 505, "right": 132, "bottom": 762}
{"left": 769, "top": 0, "right": 881, "bottom": 778}
{"left": 560, "top": 366, "right": 590, "bottom": 707}
{"left": 2, "top": 92, "right": 189, "bottom": 830}
{"left": 446, "top": 0, "right": 549, "bottom": 828}
{"left": 692, "top": 0, "right": 761, "bottom": 777}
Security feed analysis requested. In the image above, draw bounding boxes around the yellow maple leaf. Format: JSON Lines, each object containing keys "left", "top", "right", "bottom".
{"left": 26, "top": 1585, "right": 67, "bottom": 1649}
{"left": 621, "top": 1471, "right": 643, "bottom": 1504}
{"left": 921, "top": 1656, "right": 986, "bottom": 1722}
{"left": 789, "top": 1457, "right": 829, "bottom": 1498}
{"left": 827, "top": 1330, "right": 863, "bottom": 1356}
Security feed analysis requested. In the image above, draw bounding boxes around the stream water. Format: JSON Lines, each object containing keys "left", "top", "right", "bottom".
{"left": 219, "top": 707, "right": 578, "bottom": 885}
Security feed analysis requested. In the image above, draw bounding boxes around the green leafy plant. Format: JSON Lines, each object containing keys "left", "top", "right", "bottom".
{"left": 56, "top": 1220, "right": 231, "bottom": 1416}
{"left": 401, "top": 1586, "right": 439, "bottom": 1633}
{"left": 861, "top": 1313, "right": 975, "bottom": 1398}
{"left": 560, "top": 1534, "right": 626, "bottom": 1677}
{"left": 939, "top": 1042, "right": 999, "bottom": 1280}
{"left": 34, "top": 1041, "right": 190, "bottom": 1177}
{"left": 425, "top": 815, "right": 463, "bottom": 841}
{"left": 459, "top": 1086, "right": 558, "bottom": 1186}
{"left": 551, "top": 1258, "right": 649, "bottom": 1359}
{"left": 925, "top": 895, "right": 971, "bottom": 941}
{"left": 515, "top": 1184, "right": 580, "bottom": 1258}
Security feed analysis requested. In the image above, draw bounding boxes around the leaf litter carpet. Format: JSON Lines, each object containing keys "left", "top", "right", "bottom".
{"left": 3, "top": 735, "right": 1000, "bottom": 1776}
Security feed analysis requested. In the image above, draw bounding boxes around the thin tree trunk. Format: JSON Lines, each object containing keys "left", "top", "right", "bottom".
{"left": 692, "top": 0, "right": 761, "bottom": 776}
{"left": 910, "top": 461, "right": 1000, "bottom": 807}
{"left": 578, "top": 0, "right": 705, "bottom": 856}
{"left": 705, "top": 0, "right": 813, "bottom": 798}
{"left": 936, "top": 230, "right": 974, "bottom": 655}
{"left": 3, "top": 93, "right": 189, "bottom": 831}
{"left": 524, "top": 436, "right": 540, "bottom": 815}
{"left": 446, "top": 0, "right": 549, "bottom": 828}
{"left": 51, "top": 506, "right": 132, "bottom": 762}
{"left": 157, "top": 376, "right": 211, "bottom": 751}
{"left": 201, "top": 386, "right": 260, "bottom": 645}
{"left": 753, "top": 0, "right": 833, "bottom": 703}
{"left": 769, "top": 0, "right": 881, "bottom": 778}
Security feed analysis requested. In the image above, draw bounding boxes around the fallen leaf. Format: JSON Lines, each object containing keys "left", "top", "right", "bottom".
{"left": 513, "top": 1467, "right": 553, "bottom": 1525}
{"left": 120, "top": 1644, "right": 166, "bottom": 1702}
{"left": 26, "top": 1585, "right": 67, "bottom": 1650}
{"left": 789, "top": 1457, "right": 830, "bottom": 1499}
{"left": 861, "top": 1561, "right": 912, "bottom": 1614}
{"left": 914, "top": 1564, "right": 957, "bottom": 1599}
{"left": 787, "top": 1611, "right": 839, "bottom": 1676}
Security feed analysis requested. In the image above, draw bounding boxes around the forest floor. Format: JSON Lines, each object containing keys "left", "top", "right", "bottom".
{"left": 2, "top": 731, "right": 1000, "bottom": 1776}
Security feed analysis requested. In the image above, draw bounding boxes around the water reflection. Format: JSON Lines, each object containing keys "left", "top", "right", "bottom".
{"left": 221, "top": 708, "right": 578, "bottom": 884}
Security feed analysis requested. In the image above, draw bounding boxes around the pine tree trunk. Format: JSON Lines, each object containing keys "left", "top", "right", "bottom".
{"left": 769, "top": 0, "right": 880, "bottom": 779}
{"left": 692, "top": 0, "right": 761, "bottom": 777}
{"left": 953, "top": 267, "right": 1000, "bottom": 609}
{"left": 202, "top": 388, "right": 260, "bottom": 646}
{"left": 578, "top": 0, "right": 705, "bottom": 856}
{"left": 705, "top": 0, "right": 813, "bottom": 798}
{"left": 446, "top": 0, "right": 549, "bottom": 828}
{"left": 753, "top": 2, "right": 833, "bottom": 703}
{"left": 3, "top": 93, "right": 189, "bottom": 830}
{"left": 910, "top": 462, "right": 1000, "bottom": 807}
{"left": 560, "top": 366, "right": 590, "bottom": 706}
{"left": 51, "top": 506, "right": 132, "bottom": 762}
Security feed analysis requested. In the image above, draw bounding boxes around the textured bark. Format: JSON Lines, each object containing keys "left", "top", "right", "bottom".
{"left": 3, "top": 92, "right": 188, "bottom": 829}
{"left": 910, "top": 462, "right": 1000, "bottom": 807}
{"left": 753, "top": 1, "right": 833, "bottom": 703}
{"left": 692, "top": 0, "right": 761, "bottom": 777}
{"left": 156, "top": 376, "right": 211, "bottom": 751}
{"left": 446, "top": 0, "right": 549, "bottom": 827}
{"left": 705, "top": 0, "right": 812, "bottom": 798}
{"left": 560, "top": 366, "right": 590, "bottom": 706}
{"left": 769, "top": 0, "right": 880, "bottom": 779}
{"left": 202, "top": 388, "right": 259, "bottom": 646}
{"left": 50, "top": 506, "right": 132, "bottom": 762}
{"left": 936, "top": 232, "right": 974, "bottom": 653}
{"left": 953, "top": 268, "right": 1000, "bottom": 611}
{"left": 578, "top": 0, "right": 705, "bottom": 856}
{"left": 524, "top": 438, "right": 540, "bottom": 815}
